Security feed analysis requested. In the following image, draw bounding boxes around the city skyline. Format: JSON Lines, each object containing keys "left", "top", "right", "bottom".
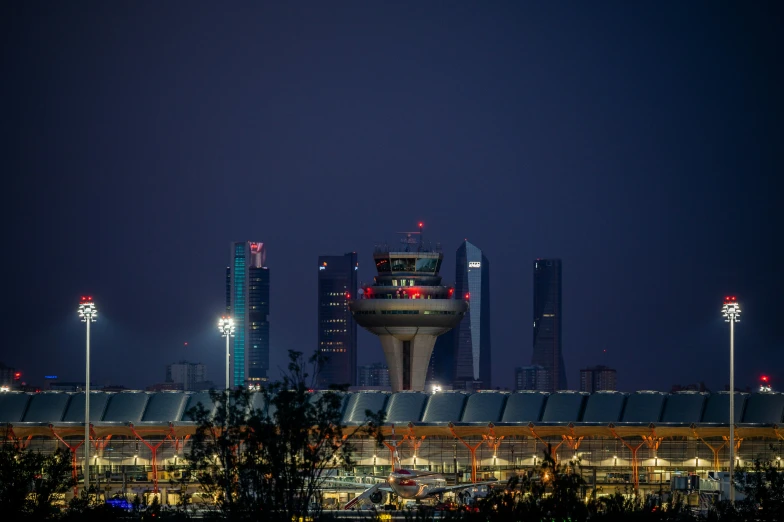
{"left": 4, "top": 2, "right": 781, "bottom": 393}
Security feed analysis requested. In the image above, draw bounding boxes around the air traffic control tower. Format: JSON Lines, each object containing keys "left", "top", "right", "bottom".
{"left": 349, "top": 225, "right": 468, "bottom": 392}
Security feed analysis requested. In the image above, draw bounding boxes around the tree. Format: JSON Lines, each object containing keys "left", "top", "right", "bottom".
{"left": 0, "top": 438, "right": 74, "bottom": 520}
{"left": 733, "top": 457, "right": 784, "bottom": 522}
{"left": 185, "top": 350, "right": 372, "bottom": 521}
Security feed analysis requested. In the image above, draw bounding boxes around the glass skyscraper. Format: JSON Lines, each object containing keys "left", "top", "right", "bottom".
{"left": 531, "top": 258, "right": 566, "bottom": 391}
{"left": 430, "top": 240, "right": 491, "bottom": 389}
{"left": 226, "top": 242, "right": 270, "bottom": 387}
{"left": 317, "top": 252, "right": 358, "bottom": 388}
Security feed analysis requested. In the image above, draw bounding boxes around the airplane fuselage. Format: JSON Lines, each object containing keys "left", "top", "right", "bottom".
{"left": 388, "top": 469, "right": 446, "bottom": 500}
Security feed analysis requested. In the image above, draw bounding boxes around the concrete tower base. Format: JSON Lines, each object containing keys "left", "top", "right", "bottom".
{"left": 379, "top": 334, "right": 437, "bottom": 392}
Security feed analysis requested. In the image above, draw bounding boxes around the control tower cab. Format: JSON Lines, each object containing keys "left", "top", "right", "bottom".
{"left": 349, "top": 225, "right": 468, "bottom": 391}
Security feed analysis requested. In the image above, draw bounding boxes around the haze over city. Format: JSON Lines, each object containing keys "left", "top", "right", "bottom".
{"left": 3, "top": 2, "right": 781, "bottom": 393}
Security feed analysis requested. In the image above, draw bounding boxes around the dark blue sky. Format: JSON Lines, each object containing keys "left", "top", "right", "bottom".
{"left": 3, "top": 2, "right": 781, "bottom": 392}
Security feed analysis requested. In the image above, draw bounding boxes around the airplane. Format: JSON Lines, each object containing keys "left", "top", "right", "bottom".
{"left": 341, "top": 433, "right": 498, "bottom": 510}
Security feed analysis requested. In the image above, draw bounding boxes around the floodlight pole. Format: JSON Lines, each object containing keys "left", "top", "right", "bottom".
{"left": 219, "top": 317, "right": 235, "bottom": 391}
{"left": 729, "top": 316, "right": 734, "bottom": 503}
{"left": 722, "top": 297, "right": 741, "bottom": 503}
{"left": 85, "top": 317, "right": 90, "bottom": 490}
{"left": 78, "top": 298, "right": 97, "bottom": 491}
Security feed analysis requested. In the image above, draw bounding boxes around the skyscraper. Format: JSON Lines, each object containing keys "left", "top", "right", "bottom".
{"left": 317, "top": 252, "right": 358, "bottom": 387}
{"left": 579, "top": 365, "right": 617, "bottom": 393}
{"left": 226, "top": 242, "right": 270, "bottom": 388}
{"left": 166, "top": 361, "right": 207, "bottom": 392}
{"left": 514, "top": 365, "right": 549, "bottom": 391}
{"left": 531, "top": 259, "right": 566, "bottom": 391}
{"left": 453, "top": 241, "right": 491, "bottom": 389}
{"left": 431, "top": 240, "right": 491, "bottom": 390}
{"left": 357, "top": 363, "right": 390, "bottom": 388}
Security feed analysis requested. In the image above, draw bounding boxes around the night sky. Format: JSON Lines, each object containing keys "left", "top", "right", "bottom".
{"left": 3, "top": 2, "right": 781, "bottom": 393}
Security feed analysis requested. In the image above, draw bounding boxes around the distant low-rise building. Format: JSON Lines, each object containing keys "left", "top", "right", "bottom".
{"left": 146, "top": 382, "right": 185, "bottom": 392}
{"left": 48, "top": 381, "right": 93, "bottom": 392}
{"left": 0, "top": 363, "right": 19, "bottom": 390}
{"left": 671, "top": 382, "right": 709, "bottom": 393}
{"left": 515, "top": 365, "right": 550, "bottom": 391}
{"left": 101, "top": 384, "right": 128, "bottom": 392}
{"left": 580, "top": 365, "right": 617, "bottom": 393}
{"left": 166, "top": 361, "right": 206, "bottom": 391}
{"left": 358, "top": 363, "right": 390, "bottom": 388}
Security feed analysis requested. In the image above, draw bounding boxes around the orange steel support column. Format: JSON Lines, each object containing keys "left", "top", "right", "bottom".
{"left": 610, "top": 428, "right": 645, "bottom": 492}
{"left": 173, "top": 434, "right": 191, "bottom": 452}
{"left": 693, "top": 431, "right": 727, "bottom": 471}
{"left": 722, "top": 435, "right": 743, "bottom": 452}
{"left": 642, "top": 434, "right": 662, "bottom": 452}
{"left": 450, "top": 426, "right": 484, "bottom": 483}
{"left": 482, "top": 426, "right": 505, "bottom": 458}
{"left": 403, "top": 425, "right": 425, "bottom": 468}
{"left": 129, "top": 424, "right": 173, "bottom": 494}
{"left": 722, "top": 436, "right": 743, "bottom": 468}
{"left": 89, "top": 428, "right": 112, "bottom": 457}
{"left": 50, "top": 426, "right": 85, "bottom": 496}
{"left": 562, "top": 425, "right": 583, "bottom": 452}
{"left": 4, "top": 426, "right": 33, "bottom": 449}
{"left": 529, "top": 427, "right": 566, "bottom": 464}
{"left": 383, "top": 428, "right": 402, "bottom": 470}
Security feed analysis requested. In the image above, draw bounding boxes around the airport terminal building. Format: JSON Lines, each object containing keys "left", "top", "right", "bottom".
{"left": 2, "top": 389, "right": 784, "bottom": 504}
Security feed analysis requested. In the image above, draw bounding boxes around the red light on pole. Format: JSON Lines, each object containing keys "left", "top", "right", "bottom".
{"left": 418, "top": 222, "right": 423, "bottom": 228}
{"left": 761, "top": 376, "right": 769, "bottom": 382}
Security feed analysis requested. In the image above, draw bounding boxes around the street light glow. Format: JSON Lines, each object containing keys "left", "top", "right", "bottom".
{"left": 218, "top": 316, "right": 235, "bottom": 337}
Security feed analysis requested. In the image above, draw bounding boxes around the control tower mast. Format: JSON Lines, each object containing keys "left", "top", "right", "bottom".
{"left": 349, "top": 224, "right": 468, "bottom": 391}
